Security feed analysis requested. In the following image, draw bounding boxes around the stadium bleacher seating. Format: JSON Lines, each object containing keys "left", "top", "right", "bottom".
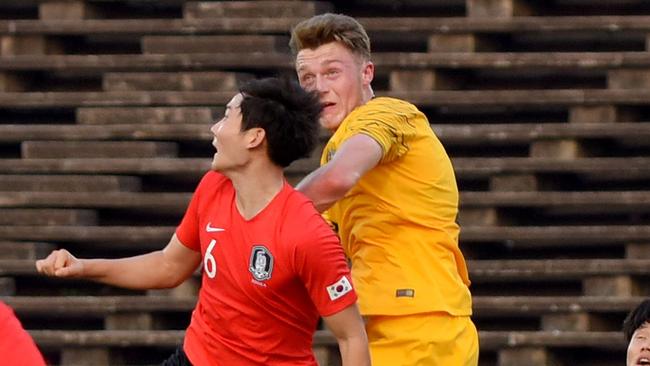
{"left": 1, "top": 0, "right": 650, "bottom": 365}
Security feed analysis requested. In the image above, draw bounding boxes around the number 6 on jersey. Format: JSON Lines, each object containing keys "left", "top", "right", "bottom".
{"left": 204, "top": 239, "right": 218, "bottom": 278}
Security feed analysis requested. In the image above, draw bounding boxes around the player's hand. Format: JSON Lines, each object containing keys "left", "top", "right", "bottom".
{"left": 35, "top": 249, "right": 84, "bottom": 278}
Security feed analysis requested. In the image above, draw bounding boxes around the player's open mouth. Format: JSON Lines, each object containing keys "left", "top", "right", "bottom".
{"left": 322, "top": 102, "right": 336, "bottom": 110}
{"left": 637, "top": 357, "right": 650, "bottom": 365}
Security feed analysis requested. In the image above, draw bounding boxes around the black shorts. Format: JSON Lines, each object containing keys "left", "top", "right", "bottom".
{"left": 161, "top": 346, "right": 193, "bottom": 366}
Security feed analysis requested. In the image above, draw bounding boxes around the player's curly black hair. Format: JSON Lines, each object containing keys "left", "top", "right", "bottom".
{"left": 238, "top": 77, "right": 322, "bottom": 168}
{"left": 623, "top": 299, "right": 650, "bottom": 343}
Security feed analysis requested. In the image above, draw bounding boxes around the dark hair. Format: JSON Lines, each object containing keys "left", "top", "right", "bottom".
{"left": 238, "top": 77, "right": 321, "bottom": 168}
{"left": 623, "top": 299, "right": 650, "bottom": 343}
{"left": 289, "top": 13, "right": 371, "bottom": 61}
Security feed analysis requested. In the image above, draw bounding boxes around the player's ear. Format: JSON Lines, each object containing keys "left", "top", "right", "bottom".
{"left": 246, "top": 127, "right": 266, "bottom": 149}
{"left": 361, "top": 61, "right": 374, "bottom": 86}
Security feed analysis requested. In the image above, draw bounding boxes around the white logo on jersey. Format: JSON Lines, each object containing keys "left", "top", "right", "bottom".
{"left": 206, "top": 222, "right": 225, "bottom": 232}
{"left": 326, "top": 275, "right": 353, "bottom": 301}
{"left": 249, "top": 245, "right": 273, "bottom": 281}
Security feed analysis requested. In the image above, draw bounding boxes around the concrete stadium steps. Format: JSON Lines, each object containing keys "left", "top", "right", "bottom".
{"left": 0, "top": 53, "right": 293, "bottom": 72}
{"left": 0, "top": 1, "right": 648, "bottom": 365}
{"left": 0, "top": 157, "right": 649, "bottom": 180}
{"left": 141, "top": 35, "right": 290, "bottom": 54}
{"left": 5, "top": 296, "right": 197, "bottom": 316}
{"left": 0, "top": 191, "right": 190, "bottom": 211}
{"left": 0, "top": 91, "right": 234, "bottom": 108}
{"left": 1, "top": 294, "right": 641, "bottom": 358}
{"left": 2, "top": 156, "right": 649, "bottom": 193}
{"left": 3, "top": 122, "right": 649, "bottom": 144}
{"left": 0, "top": 124, "right": 212, "bottom": 141}
{"left": 19, "top": 329, "right": 626, "bottom": 366}
{"left": 12, "top": 328, "right": 624, "bottom": 366}
{"left": 0, "top": 208, "right": 97, "bottom": 226}
{"left": 0, "top": 241, "right": 55, "bottom": 260}
{"left": 21, "top": 141, "right": 179, "bottom": 159}
{"left": 0, "top": 190, "right": 649, "bottom": 231}
{"left": 1, "top": 122, "right": 648, "bottom": 152}
{"left": 0, "top": 158, "right": 210, "bottom": 175}
{"left": 292, "top": 156, "right": 650, "bottom": 181}
{"left": 4, "top": 257, "right": 650, "bottom": 291}
{"left": 1, "top": 225, "right": 647, "bottom": 247}
{"left": 0, "top": 226, "right": 174, "bottom": 246}
{"left": 23, "top": 329, "right": 343, "bottom": 366}
{"left": 431, "top": 123, "right": 650, "bottom": 146}
{"left": 1, "top": 14, "right": 650, "bottom": 36}
{"left": 3, "top": 294, "right": 641, "bottom": 321}
{"left": 102, "top": 72, "right": 252, "bottom": 92}
{"left": 1, "top": 190, "right": 647, "bottom": 211}
{"left": 469, "top": 259, "right": 650, "bottom": 281}
{"left": 183, "top": 1, "right": 332, "bottom": 19}
{"left": 76, "top": 107, "right": 215, "bottom": 125}
{"left": 0, "top": 175, "right": 142, "bottom": 192}
{"left": 4, "top": 52, "right": 650, "bottom": 72}
{"left": 460, "top": 191, "right": 650, "bottom": 211}
{"left": 5, "top": 89, "right": 650, "bottom": 108}
{"left": 0, "top": 18, "right": 297, "bottom": 36}
{"left": 25, "top": 328, "right": 630, "bottom": 348}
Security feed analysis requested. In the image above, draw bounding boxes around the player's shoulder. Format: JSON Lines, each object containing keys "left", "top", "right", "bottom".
{"left": 279, "top": 187, "right": 334, "bottom": 238}
{"left": 281, "top": 186, "right": 320, "bottom": 219}
{"left": 198, "top": 170, "right": 230, "bottom": 187}
{"left": 346, "top": 97, "right": 421, "bottom": 126}
{"left": 193, "top": 170, "right": 232, "bottom": 198}
{"left": 0, "top": 301, "right": 13, "bottom": 320}
{"left": 361, "top": 97, "right": 419, "bottom": 114}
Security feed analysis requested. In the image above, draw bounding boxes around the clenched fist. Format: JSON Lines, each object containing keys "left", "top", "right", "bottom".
{"left": 35, "top": 249, "right": 84, "bottom": 278}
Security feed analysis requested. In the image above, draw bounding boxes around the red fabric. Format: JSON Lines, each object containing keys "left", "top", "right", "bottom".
{"left": 176, "top": 171, "right": 357, "bottom": 366}
{"left": 0, "top": 301, "right": 46, "bottom": 366}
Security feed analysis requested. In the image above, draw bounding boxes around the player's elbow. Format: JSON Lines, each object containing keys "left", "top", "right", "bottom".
{"left": 322, "top": 169, "right": 360, "bottom": 197}
{"left": 155, "top": 260, "right": 193, "bottom": 289}
{"left": 162, "top": 274, "right": 186, "bottom": 289}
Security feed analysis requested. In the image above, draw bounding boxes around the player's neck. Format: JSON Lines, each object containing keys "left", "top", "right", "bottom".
{"left": 229, "top": 162, "right": 285, "bottom": 221}
{"left": 363, "top": 85, "right": 375, "bottom": 104}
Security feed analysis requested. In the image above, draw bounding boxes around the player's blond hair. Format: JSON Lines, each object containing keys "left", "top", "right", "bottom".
{"left": 289, "top": 13, "right": 371, "bottom": 61}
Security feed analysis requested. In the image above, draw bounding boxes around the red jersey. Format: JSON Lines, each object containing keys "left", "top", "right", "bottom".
{"left": 0, "top": 301, "right": 46, "bottom": 366}
{"left": 176, "top": 171, "right": 357, "bottom": 366}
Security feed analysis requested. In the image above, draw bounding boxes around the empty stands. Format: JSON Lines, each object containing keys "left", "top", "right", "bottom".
{"left": 1, "top": 0, "right": 649, "bottom": 365}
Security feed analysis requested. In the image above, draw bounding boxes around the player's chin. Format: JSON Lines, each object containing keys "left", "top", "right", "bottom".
{"left": 319, "top": 116, "right": 342, "bottom": 131}
{"left": 210, "top": 157, "right": 222, "bottom": 172}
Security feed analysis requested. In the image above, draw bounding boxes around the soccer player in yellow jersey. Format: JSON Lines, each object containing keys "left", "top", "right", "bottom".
{"left": 291, "top": 13, "right": 479, "bottom": 365}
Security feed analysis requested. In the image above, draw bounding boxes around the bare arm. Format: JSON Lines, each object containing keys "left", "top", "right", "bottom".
{"left": 35, "top": 234, "right": 201, "bottom": 290}
{"left": 322, "top": 304, "right": 371, "bottom": 366}
{"left": 296, "top": 133, "right": 382, "bottom": 212}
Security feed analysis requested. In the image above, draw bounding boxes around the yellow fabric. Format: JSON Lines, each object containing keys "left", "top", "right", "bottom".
{"left": 321, "top": 97, "right": 472, "bottom": 316}
{"left": 366, "top": 313, "right": 479, "bottom": 366}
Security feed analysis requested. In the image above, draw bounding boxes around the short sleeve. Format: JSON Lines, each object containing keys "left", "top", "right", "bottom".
{"left": 345, "top": 108, "right": 416, "bottom": 164}
{"left": 176, "top": 173, "right": 212, "bottom": 251}
{"left": 293, "top": 212, "right": 357, "bottom": 317}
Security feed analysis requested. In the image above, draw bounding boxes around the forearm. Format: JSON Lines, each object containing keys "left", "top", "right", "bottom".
{"left": 338, "top": 334, "right": 371, "bottom": 366}
{"left": 324, "top": 304, "right": 371, "bottom": 366}
{"left": 296, "top": 167, "right": 352, "bottom": 212}
{"left": 297, "top": 134, "right": 382, "bottom": 212}
{"left": 81, "top": 251, "right": 187, "bottom": 290}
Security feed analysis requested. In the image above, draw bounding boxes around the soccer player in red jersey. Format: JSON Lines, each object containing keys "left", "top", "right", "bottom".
{"left": 36, "top": 77, "right": 370, "bottom": 366}
{"left": 0, "top": 301, "right": 46, "bottom": 365}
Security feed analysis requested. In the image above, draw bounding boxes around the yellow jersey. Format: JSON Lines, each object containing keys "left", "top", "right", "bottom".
{"left": 321, "top": 97, "right": 472, "bottom": 316}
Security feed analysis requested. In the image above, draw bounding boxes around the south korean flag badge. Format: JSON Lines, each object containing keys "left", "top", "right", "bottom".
{"left": 326, "top": 275, "right": 353, "bottom": 301}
